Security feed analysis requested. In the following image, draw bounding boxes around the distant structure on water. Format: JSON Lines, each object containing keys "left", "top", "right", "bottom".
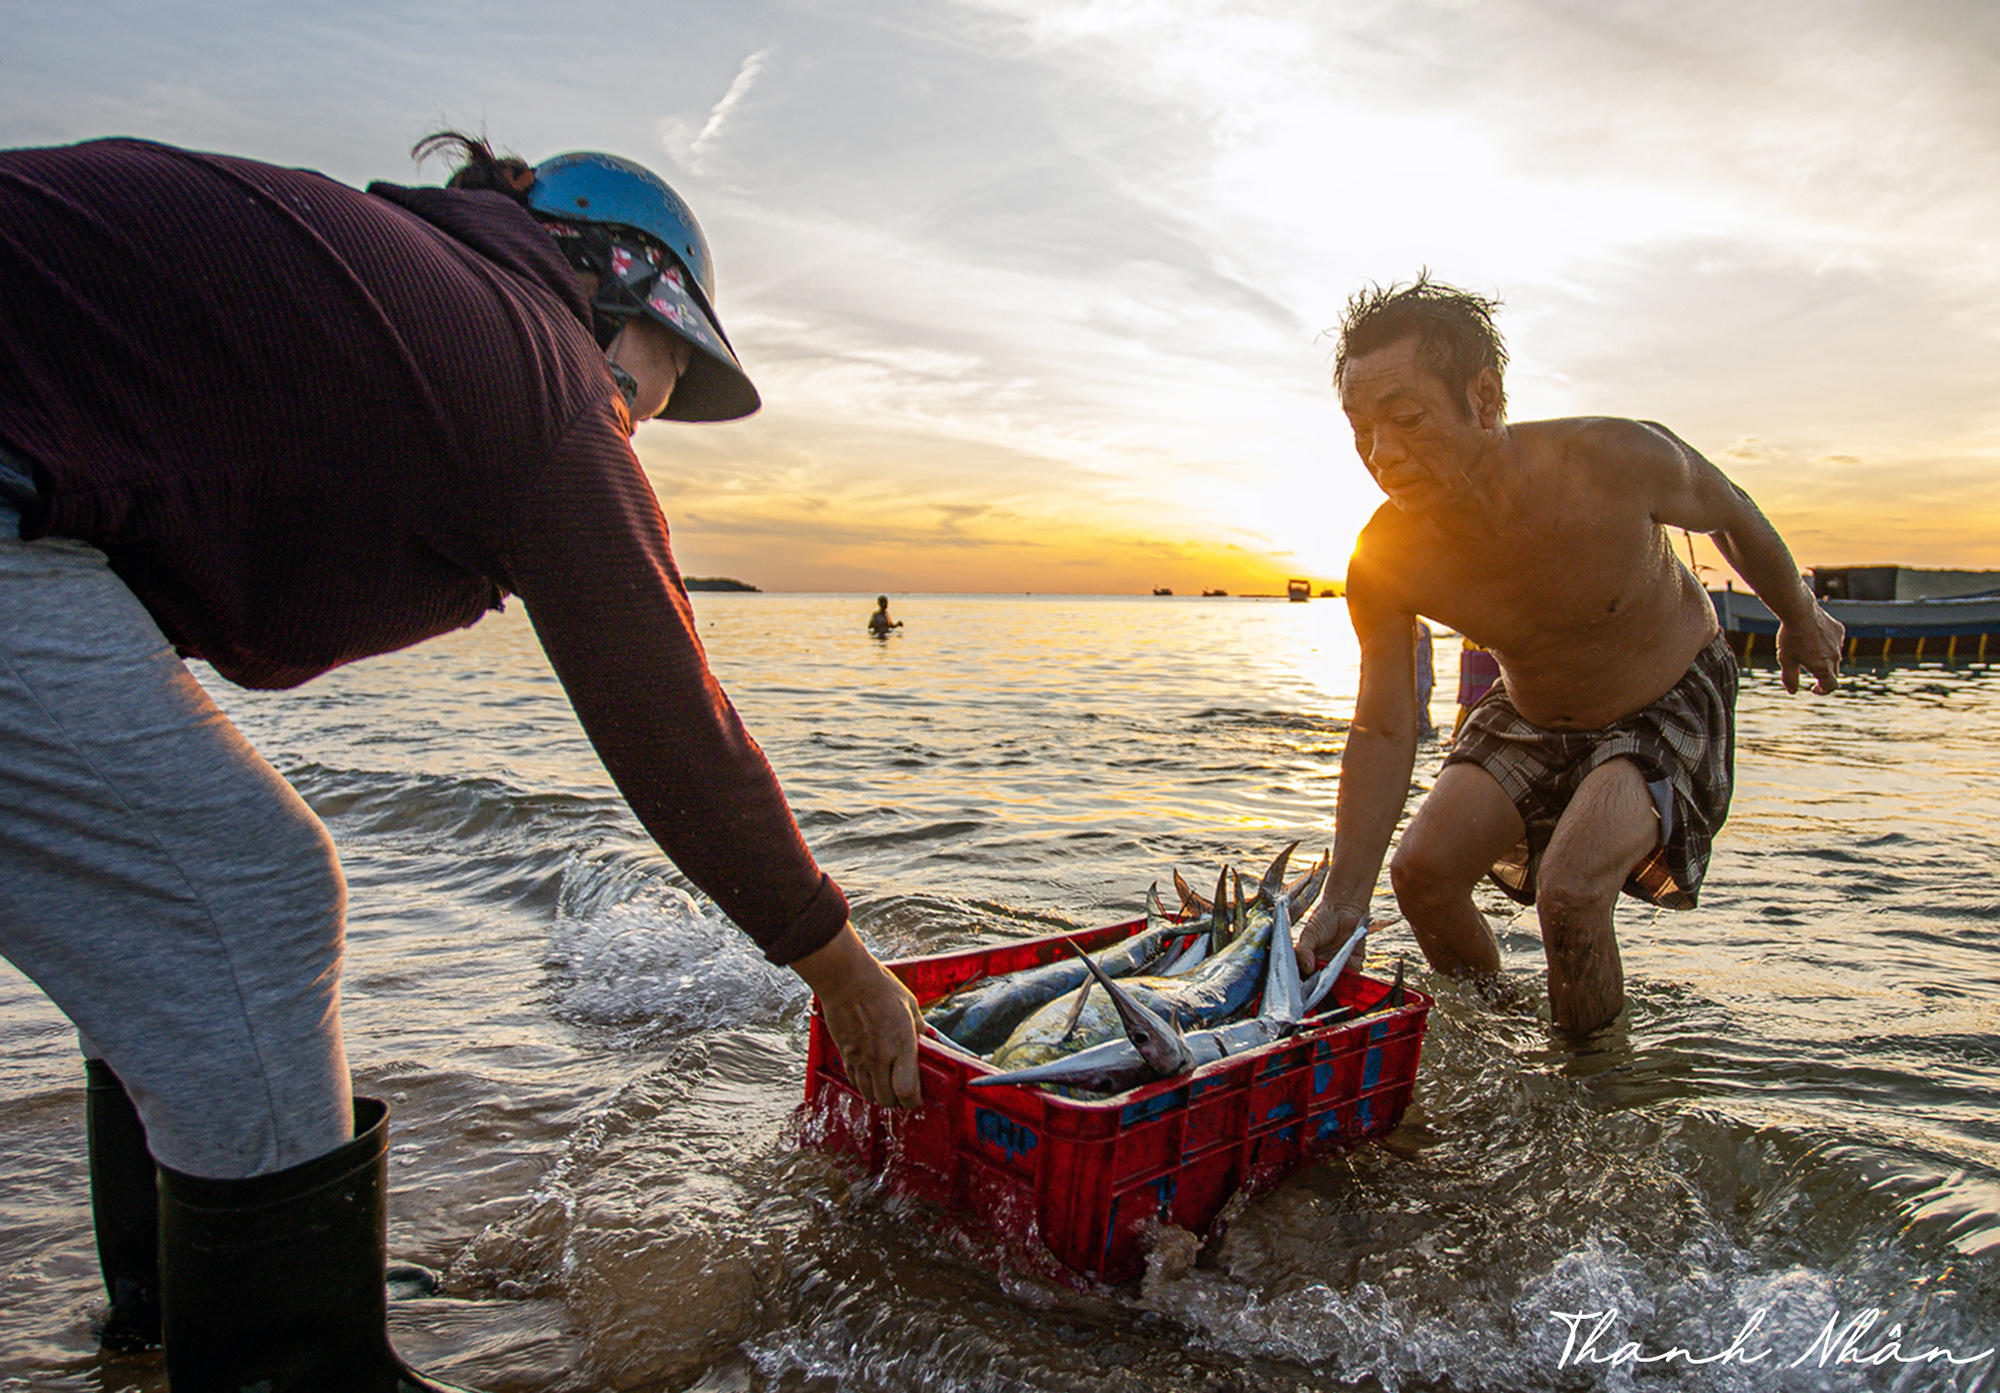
{"left": 1712, "top": 564, "right": 2000, "bottom": 665}
{"left": 1152, "top": 587, "right": 1173, "bottom": 596}
{"left": 1287, "top": 578, "right": 1311, "bottom": 603}
{"left": 684, "top": 576, "right": 760, "bottom": 592}
{"left": 1810, "top": 566, "right": 2000, "bottom": 602}
{"left": 1202, "top": 588, "right": 1228, "bottom": 597}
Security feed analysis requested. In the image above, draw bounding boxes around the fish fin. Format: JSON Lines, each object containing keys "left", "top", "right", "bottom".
{"left": 1208, "top": 865, "right": 1230, "bottom": 946}
{"left": 1173, "top": 868, "right": 1209, "bottom": 918}
{"left": 1285, "top": 849, "right": 1331, "bottom": 918}
{"left": 1058, "top": 977, "right": 1093, "bottom": 1041}
{"left": 1360, "top": 958, "right": 1407, "bottom": 1016}
{"left": 1258, "top": 841, "right": 1299, "bottom": 906}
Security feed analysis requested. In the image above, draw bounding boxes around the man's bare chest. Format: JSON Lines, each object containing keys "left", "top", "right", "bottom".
{"left": 1402, "top": 510, "right": 1671, "bottom": 650}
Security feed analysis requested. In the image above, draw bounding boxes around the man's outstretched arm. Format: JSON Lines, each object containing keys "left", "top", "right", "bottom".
{"left": 1636, "top": 421, "right": 1845, "bottom": 695}
{"left": 1295, "top": 575, "right": 1420, "bottom": 971}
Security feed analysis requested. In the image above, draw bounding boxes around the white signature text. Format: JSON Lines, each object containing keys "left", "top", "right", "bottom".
{"left": 1550, "top": 1307, "right": 1995, "bottom": 1371}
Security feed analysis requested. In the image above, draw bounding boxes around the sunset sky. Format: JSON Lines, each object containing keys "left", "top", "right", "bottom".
{"left": 7, "top": 0, "right": 1998, "bottom": 594}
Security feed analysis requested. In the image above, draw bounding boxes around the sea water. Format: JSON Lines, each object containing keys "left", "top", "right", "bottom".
{"left": 1, "top": 593, "right": 1995, "bottom": 1391}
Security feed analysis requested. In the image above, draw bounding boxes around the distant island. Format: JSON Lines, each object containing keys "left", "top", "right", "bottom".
{"left": 684, "top": 576, "right": 761, "bottom": 592}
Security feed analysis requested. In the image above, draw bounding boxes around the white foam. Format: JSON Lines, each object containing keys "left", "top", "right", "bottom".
{"left": 546, "top": 879, "right": 808, "bottom": 1037}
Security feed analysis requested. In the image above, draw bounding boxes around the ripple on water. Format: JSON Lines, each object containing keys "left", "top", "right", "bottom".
{"left": 7, "top": 601, "right": 1999, "bottom": 1390}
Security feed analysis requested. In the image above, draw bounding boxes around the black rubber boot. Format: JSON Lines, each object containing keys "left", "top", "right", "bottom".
{"left": 158, "top": 1097, "right": 482, "bottom": 1393}
{"left": 85, "top": 1059, "right": 162, "bottom": 1351}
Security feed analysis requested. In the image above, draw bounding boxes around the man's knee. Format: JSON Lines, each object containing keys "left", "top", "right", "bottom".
{"left": 1389, "top": 837, "right": 1474, "bottom": 917}
{"left": 1534, "top": 856, "right": 1621, "bottom": 928}
{"left": 1392, "top": 764, "right": 1524, "bottom": 917}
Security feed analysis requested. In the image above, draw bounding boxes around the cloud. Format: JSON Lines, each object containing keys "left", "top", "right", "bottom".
{"left": 659, "top": 48, "right": 772, "bottom": 174}
{"left": 9, "top": 0, "right": 1999, "bottom": 585}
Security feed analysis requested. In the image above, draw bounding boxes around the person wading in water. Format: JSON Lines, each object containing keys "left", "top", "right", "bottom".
{"left": 868, "top": 595, "right": 904, "bottom": 635}
{"left": 0, "top": 132, "right": 922, "bottom": 1391}
{"left": 1293, "top": 275, "right": 1844, "bottom": 1037}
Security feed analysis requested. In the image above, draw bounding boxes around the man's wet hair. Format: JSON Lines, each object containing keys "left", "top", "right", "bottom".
{"left": 1334, "top": 273, "right": 1508, "bottom": 417}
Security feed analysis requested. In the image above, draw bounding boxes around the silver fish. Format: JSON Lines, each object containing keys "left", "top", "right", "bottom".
{"left": 1157, "top": 929, "right": 1212, "bottom": 977}
{"left": 1063, "top": 938, "right": 1192, "bottom": 1076}
{"left": 973, "top": 894, "right": 1370, "bottom": 1095}
{"left": 1300, "top": 916, "right": 1369, "bottom": 1014}
{"left": 983, "top": 846, "right": 1294, "bottom": 1074}
{"left": 923, "top": 900, "right": 1183, "bottom": 1053}
{"left": 1264, "top": 885, "right": 1303, "bottom": 1025}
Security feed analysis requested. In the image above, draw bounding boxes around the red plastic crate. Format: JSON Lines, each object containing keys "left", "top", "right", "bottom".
{"left": 799, "top": 915, "right": 1430, "bottom": 1283}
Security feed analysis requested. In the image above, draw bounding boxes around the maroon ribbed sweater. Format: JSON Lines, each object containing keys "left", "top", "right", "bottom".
{"left": 0, "top": 138, "right": 845, "bottom": 964}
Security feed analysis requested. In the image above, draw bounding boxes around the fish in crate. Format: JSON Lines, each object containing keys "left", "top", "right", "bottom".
{"left": 800, "top": 845, "right": 1429, "bottom": 1282}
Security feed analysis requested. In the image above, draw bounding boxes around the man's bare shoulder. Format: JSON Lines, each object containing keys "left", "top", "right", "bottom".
{"left": 1348, "top": 503, "right": 1426, "bottom": 613}
{"left": 1515, "top": 415, "right": 1688, "bottom": 477}
{"left": 1351, "top": 500, "right": 1420, "bottom": 571}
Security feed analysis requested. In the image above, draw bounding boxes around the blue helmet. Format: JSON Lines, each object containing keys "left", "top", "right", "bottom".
{"left": 527, "top": 151, "right": 759, "bottom": 422}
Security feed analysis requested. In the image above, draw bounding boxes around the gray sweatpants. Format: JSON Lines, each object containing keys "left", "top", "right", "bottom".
{"left": 0, "top": 458, "right": 353, "bottom": 1179}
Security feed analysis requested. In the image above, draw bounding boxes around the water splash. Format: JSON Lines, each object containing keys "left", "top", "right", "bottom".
{"left": 544, "top": 859, "right": 809, "bottom": 1042}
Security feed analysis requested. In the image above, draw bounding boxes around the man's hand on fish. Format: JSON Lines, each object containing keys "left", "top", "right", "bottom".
{"left": 1293, "top": 893, "right": 1368, "bottom": 976}
{"left": 793, "top": 924, "right": 924, "bottom": 1108}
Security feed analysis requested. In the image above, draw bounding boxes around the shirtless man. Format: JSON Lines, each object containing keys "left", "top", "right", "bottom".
{"left": 1293, "top": 277, "right": 1846, "bottom": 1035}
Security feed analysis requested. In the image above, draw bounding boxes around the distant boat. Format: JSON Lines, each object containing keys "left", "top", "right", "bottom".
{"left": 1202, "top": 588, "right": 1228, "bottom": 597}
{"left": 1152, "top": 587, "right": 1174, "bottom": 596}
{"left": 1809, "top": 565, "right": 2000, "bottom": 603}
{"left": 1712, "top": 567, "right": 2000, "bottom": 664}
{"left": 1286, "top": 578, "right": 1311, "bottom": 603}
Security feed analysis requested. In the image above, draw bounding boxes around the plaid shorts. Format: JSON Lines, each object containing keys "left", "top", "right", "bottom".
{"left": 1441, "top": 632, "right": 1738, "bottom": 909}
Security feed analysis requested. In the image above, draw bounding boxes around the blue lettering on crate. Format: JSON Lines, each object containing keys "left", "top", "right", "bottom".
{"left": 975, "top": 1108, "right": 1040, "bottom": 1161}
{"left": 1370, "top": 1020, "right": 1388, "bottom": 1043}
{"left": 1313, "top": 1063, "right": 1336, "bottom": 1095}
{"left": 1362, "top": 1046, "right": 1382, "bottom": 1090}
{"left": 1357, "top": 1095, "right": 1374, "bottom": 1129}
{"left": 1263, "top": 1099, "right": 1296, "bottom": 1124}
{"left": 1121, "top": 1086, "right": 1188, "bottom": 1128}
{"left": 1316, "top": 1110, "right": 1343, "bottom": 1140}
